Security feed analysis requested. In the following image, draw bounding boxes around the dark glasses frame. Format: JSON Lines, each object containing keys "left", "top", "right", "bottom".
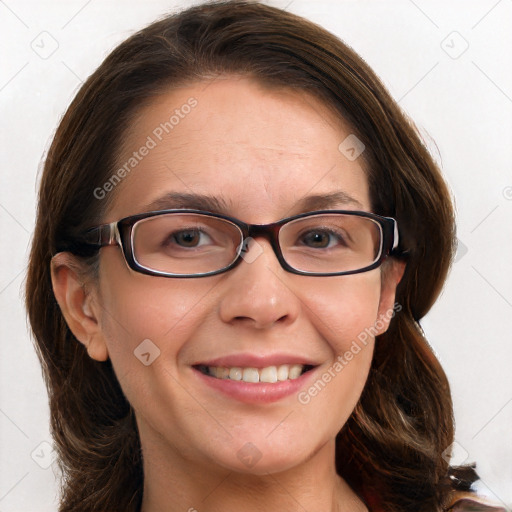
{"left": 67, "top": 209, "right": 400, "bottom": 278}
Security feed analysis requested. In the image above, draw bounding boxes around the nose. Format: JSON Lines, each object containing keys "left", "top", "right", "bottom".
{"left": 218, "top": 237, "right": 301, "bottom": 329}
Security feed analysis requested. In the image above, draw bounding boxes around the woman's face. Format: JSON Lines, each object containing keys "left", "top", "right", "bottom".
{"left": 74, "top": 77, "right": 402, "bottom": 475}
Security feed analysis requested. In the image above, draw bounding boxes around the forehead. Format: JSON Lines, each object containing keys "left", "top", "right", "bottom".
{"left": 108, "top": 76, "right": 370, "bottom": 222}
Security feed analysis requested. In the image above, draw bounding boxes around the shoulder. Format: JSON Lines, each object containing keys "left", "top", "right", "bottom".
{"left": 446, "top": 492, "right": 507, "bottom": 512}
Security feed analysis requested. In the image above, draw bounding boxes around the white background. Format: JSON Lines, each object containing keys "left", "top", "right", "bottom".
{"left": 1, "top": 1, "right": 511, "bottom": 510}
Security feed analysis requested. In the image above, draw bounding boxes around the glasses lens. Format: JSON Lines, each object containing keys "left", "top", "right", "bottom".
{"left": 132, "top": 213, "right": 242, "bottom": 275}
{"left": 279, "top": 214, "right": 382, "bottom": 274}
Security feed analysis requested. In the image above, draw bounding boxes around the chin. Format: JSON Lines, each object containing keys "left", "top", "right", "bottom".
{"left": 206, "top": 435, "right": 321, "bottom": 477}
{"left": 221, "top": 453, "right": 308, "bottom": 477}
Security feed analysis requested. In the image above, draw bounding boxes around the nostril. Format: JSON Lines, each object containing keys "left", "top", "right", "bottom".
{"left": 230, "top": 311, "right": 290, "bottom": 329}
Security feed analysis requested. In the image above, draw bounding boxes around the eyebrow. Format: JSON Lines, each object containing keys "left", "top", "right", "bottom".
{"left": 295, "top": 191, "right": 363, "bottom": 211}
{"left": 141, "top": 191, "right": 363, "bottom": 216}
{"left": 142, "top": 193, "right": 230, "bottom": 214}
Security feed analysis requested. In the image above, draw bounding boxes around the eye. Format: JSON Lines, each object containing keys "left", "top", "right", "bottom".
{"left": 299, "top": 229, "right": 347, "bottom": 249}
{"left": 166, "top": 228, "right": 213, "bottom": 248}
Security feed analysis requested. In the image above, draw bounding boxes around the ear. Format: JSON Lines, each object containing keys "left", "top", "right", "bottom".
{"left": 51, "top": 252, "right": 109, "bottom": 361}
{"left": 375, "top": 259, "right": 406, "bottom": 336}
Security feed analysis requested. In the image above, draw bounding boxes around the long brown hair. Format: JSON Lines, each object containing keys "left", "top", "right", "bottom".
{"left": 26, "top": 1, "right": 478, "bottom": 511}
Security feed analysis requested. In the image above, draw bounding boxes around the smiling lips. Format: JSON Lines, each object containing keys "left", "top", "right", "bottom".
{"left": 193, "top": 356, "right": 319, "bottom": 403}
{"left": 197, "top": 363, "right": 312, "bottom": 383}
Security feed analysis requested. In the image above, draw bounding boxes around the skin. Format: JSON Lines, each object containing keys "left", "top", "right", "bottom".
{"left": 52, "top": 76, "right": 405, "bottom": 512}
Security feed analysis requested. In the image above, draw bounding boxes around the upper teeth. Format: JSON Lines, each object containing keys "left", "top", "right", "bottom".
{"left": 205, "top": 364, "right": 305, "bottom": 383}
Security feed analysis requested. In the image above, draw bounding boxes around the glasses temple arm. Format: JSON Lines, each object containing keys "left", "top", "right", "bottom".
{"left": 82, "top": 222, "right": 119, "bottom": 247}
{"left": 392, "top": 219, "right": 399, "bottom": 250}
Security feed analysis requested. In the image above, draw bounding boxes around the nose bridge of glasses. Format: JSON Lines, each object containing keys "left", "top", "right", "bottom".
{"left": 245, "top": 223, "right": 282, "bottom": 257}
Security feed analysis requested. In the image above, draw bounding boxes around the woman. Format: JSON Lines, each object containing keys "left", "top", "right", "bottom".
{"left": 25, "top": 1, "right": 506, "bottom": 511}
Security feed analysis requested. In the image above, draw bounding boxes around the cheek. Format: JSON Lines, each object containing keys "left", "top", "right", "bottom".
{"left": 96, "top": 251, "right": 213, "bottom": 370}
{"left": 293, "top": 274, "right": 382, "bottom": 434}
{"left": 300, "top": 271, "right": 383, "bottom": 354}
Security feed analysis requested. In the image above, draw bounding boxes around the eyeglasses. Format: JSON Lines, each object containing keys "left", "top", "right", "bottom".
{"left": 72, "top": 209, "right": 399, "bottom": 278}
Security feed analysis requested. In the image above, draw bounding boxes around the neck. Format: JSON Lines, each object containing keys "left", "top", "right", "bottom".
{"left": 139, "top": 437, "right": 368, "bottom": 512}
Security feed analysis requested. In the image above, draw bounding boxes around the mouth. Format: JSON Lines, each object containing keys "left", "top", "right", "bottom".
{"left": 194, "top": 364, "right": 315, "bottom": 383}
